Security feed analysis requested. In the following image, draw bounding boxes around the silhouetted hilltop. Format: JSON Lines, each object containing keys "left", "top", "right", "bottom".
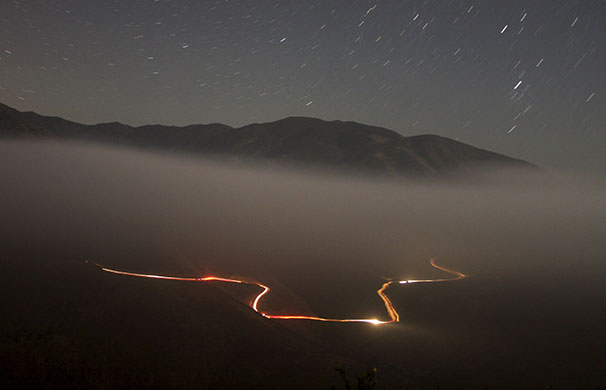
{"left": 0, "top": 103, "right": 535, "bottom": 176}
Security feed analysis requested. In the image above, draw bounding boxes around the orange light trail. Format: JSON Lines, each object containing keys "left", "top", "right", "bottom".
{"left": 87, "top": 258, "right": 466, "bottom": 325}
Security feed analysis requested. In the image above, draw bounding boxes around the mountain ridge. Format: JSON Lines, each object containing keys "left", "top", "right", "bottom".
{"left": 0, "top": 102, "right": 536, "bottom": 177}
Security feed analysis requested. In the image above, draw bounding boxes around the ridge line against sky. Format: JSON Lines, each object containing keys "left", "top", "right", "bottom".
{"left": 0, "top": 0, "right": 604, "bottom": 172}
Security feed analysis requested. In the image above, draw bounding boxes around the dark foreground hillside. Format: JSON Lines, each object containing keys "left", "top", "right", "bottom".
{"left": 2, "top": 248, "right": 606, "bottom": 389}
{"left": 0, "top": 252, "right": 354, "bottom": 389}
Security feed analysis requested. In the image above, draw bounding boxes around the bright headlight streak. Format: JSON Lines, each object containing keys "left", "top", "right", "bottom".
{"left": 89, "top": 258, "right": 466, "bottom": 325}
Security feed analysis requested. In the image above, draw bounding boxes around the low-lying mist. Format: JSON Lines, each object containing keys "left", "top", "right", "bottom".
{"left": 1, "top": 141, "right": 605, "bottom": 310}
{"left": 3, "top": 140, "right": 606, "bottom": 388}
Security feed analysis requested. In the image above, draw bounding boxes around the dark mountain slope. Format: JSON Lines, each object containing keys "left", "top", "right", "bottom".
{"left": 0, "top": 103, "right": 535, "bottom": 176}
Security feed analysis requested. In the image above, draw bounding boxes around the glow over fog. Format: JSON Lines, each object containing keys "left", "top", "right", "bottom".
{"left": 1, "top": 141, "right": 606, "bottom": 316}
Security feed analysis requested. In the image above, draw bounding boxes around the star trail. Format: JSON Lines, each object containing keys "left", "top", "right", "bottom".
{"left": 0, "top": 0, "right": 604, "bottom": 172}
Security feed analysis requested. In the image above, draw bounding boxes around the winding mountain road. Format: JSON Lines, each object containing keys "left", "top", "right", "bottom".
{"left": 88, "top": 258, "right": 466, "bottom": 325}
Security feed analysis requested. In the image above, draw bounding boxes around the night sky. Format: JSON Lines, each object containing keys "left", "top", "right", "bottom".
{"left": 1, "top": 0, "right": 604, "bottom": 172}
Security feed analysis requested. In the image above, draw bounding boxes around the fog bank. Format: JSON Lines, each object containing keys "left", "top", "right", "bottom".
{"left": 1, "top": 141, "right": 605, "bottom": 299}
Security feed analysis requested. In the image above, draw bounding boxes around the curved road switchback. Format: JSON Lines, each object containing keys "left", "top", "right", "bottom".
{"left": 86, "top": 258, "right": 466, "bottom": 325}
